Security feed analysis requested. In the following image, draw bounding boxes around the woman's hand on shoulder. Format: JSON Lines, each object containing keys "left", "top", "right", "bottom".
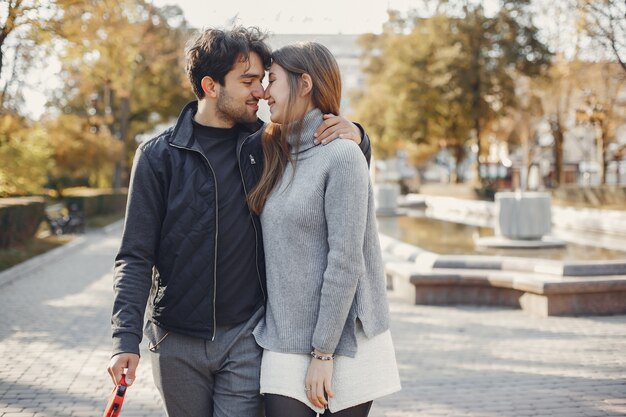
{"left": 314, "top": 114, "right": 361, "bottom": 146}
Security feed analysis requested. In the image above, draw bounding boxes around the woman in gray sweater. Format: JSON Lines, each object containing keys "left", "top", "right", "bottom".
{"left": 249, "top": 42, "right": 400, "bottom": 417}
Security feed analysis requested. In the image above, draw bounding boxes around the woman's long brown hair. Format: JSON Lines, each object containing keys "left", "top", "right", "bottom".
{"left": 247, "top": 42, "right": 342, "bottom": 215}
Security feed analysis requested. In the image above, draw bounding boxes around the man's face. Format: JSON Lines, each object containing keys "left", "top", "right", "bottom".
{"left": 215, "top": 52, "right": 265, "bottom": 124}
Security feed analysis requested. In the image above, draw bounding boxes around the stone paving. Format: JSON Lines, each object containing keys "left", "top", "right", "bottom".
{"left": 0, "top": 224, "right": 625, "bottom": 417}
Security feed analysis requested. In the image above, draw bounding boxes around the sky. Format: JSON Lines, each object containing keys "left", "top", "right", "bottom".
{"left": 151, "top": 0, "right": 411, "bottom": 34}
{"left": 151, "top": 0, "right": 502, "bottom": 34}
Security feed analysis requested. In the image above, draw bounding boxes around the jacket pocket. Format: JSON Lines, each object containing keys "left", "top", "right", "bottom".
{"left": 144, "top": 320, "right": 170, "bottom": 352}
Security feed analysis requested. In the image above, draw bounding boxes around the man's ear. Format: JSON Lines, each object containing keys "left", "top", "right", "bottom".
{"left": 300, "top": 73, "right": 313, "bottom": 97}
{"left": 201, "top": 76, "right": 219, "bottom": 98}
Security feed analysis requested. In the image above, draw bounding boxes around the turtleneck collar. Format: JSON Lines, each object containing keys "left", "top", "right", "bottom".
{"left": 287, "top": 108, "right": 323, "bottom": 155}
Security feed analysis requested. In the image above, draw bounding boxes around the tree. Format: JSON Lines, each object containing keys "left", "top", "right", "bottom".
{"left": 353, "top": 2, "right": 552, "bottom": 184}
{"left": 0, "top": 112, "right": 52, "bottom": 196}
{"left": 527, "top": 0, "right": 582, "bottom": 188}
{"left": 43, "top": 113, "right": 122, "bottom": 192}
{"left": 449, "top": 1, "right": 552, "bottom": 180}
{"left": 579, "top": 0, "right": 626, "bottom": 72}
{"left": 0, "top": 0, "right": 34, "bottom": 85}
{"left": 575, "top": 62, "right": 626, "bottom": 184}
{"left": 0, "top": 0, "right": 52, "bottom": 109}
{"left": 46, "top": 0, "right": 192, "bottom": 188}
{"left": 354, "top": 12, "right": 470, "bottom": 173}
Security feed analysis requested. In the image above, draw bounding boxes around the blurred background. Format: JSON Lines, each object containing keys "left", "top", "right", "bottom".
{"left": 1, "top": 0, "right": 625, "bottom": 268}
{"left": 1, "top": 4, "right": 625, "bottom": 415}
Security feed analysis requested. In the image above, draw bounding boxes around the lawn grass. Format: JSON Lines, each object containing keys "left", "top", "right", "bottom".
{"left": 85, "top": 212, "right": 125, "bottom": 229}
{"left": 0, "top": 235, "right": 73, "bottom": 272}
{"left": 0, "top": 212, "right": 124, "bottom": 273}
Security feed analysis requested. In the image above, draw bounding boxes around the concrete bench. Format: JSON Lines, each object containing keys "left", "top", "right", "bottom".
{"left": 429, "top": 254, "right": 626, "bottom": 277}
{"left": 385, "top": 262, "right": 626, "bottom": 316}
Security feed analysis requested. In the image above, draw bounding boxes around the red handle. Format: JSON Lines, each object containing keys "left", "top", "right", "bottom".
{"left": 103, "top": 373, "right": 129, "bottom": 417}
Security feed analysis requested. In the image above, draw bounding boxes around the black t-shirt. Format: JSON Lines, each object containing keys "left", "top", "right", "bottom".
{"left": 192, "top": 120, "right": 262, "bottom": 326}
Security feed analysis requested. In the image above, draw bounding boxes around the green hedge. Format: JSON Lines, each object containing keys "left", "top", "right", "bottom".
{"left": 551, "top": 185, "right": 626, "bottom": 207}
{"left": 63, "top": 189, "right": 128, "bottom": 217}
{"left": 0, "top": 197, "right": 45, "bottom": 250}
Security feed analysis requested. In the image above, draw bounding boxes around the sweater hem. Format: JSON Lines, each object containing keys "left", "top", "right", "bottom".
{"left": 260, "top": 383, "right": 402, "bottom": 414}
{"left": 327, "top": 384, "right": 402, "bottom": 413}
{"left": 254, "top": 337, "right": 358, "bottom": 358}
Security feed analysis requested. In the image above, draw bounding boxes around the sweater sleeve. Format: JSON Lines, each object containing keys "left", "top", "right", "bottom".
{"left": 312, "top": 142, "right": 370, "bottom": 354}
{"left": 111, "top": 146, "right": 165, "bottom": 356}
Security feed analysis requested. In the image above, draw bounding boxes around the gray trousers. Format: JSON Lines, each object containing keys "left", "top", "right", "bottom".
{"left": 145, "top": 307, "right": 264, "bottom": 417}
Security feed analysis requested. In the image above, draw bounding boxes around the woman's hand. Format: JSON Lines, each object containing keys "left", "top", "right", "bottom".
{"left": 305, "top": 353, "right": 335, "bottom": 409}
{"left": 314, "top": 114, "right": 361, "bottom": 145}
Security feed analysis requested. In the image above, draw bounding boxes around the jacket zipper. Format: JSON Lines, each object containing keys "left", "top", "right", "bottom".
{"left": 238, "top": 136, "right": 266, "bottom": 302}
{"left": 169, "top": 142, "right": 219, "bottom": 341}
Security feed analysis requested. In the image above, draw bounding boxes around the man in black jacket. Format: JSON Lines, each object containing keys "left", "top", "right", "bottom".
{"left": 107, "top": 27, "right": 371, "bottom": 417}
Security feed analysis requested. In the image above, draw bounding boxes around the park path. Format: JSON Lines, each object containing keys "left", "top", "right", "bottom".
{"left": 0, "top": 223, "right": 625, "bottom": 417}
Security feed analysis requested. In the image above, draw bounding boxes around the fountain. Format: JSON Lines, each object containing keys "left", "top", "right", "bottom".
{"left": 376, "top": 183, "right": 401, "bottom": 216}
{"left": 476, "top": 191, "right": 566, "bottom": 248}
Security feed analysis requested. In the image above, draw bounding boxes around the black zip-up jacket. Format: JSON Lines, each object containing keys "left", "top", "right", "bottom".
{"left": 111, "top": 101, "right": 371, "bottom": 356}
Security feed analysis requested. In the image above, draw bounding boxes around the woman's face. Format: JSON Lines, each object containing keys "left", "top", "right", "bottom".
{"left": 264, "top": 63, "right": 291, "bottom": 124}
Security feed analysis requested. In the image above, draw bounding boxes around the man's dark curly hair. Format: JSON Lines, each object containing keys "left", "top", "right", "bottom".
{"left": 185, "top": 26, "right": 272, "bottom": 99}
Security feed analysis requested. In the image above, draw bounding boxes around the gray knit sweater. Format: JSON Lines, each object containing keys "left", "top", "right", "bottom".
{"left": 253, "top": 108, "right": 390, "bottom": 358}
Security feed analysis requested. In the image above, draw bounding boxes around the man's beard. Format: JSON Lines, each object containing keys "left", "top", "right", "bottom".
{"left": 216, "top": 88, "right": 257, "bottom": 124}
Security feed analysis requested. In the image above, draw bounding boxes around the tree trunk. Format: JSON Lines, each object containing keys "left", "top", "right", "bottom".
{"left": 550, "top": 117, "right": 564, "bottom": 187}
{"left": 470, "top": 28, "right": 482, "bottom": 183}
{"left": 0, "top": 0, "right": 20, "bottom": 88}
{"left": 113, "top": 95, "right": 130, "bottom": 190}
{"left": 473, "top": 108, "right": 481, "bottom": 176}
{"left": 599, "top": 124, "right": 609, "bottom": 184}
{"left": 452, "top": 143, "right": 465, "bottom": 184}
{"left": 0, "top": 26, "right": 8, "bottom": 83}
{"left": 0, "top": 28, "right": 8, "bottom": 107}
{"left": 594, "top": 123, "right": 607, "bottom": 185}
{"left": 0, "top": 46, "right": 4, "bottom": 88}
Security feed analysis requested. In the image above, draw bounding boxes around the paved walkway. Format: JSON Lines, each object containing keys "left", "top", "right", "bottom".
{"left": 0, "top": 224, "right": 625, "bottom": 417}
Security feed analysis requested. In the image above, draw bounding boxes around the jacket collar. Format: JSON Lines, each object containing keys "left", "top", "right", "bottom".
{"left": 169, "top": 101, "right": 264, "bottom": 149}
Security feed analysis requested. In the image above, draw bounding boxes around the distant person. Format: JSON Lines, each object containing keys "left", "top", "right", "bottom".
{"left": 248, "top": 42, "right": 401, "bottom": 417}
{"left": 107, "top": 27, "right": 371, "bottom": 417}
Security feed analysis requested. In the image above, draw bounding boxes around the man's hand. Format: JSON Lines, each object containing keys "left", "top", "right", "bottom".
{"left": 305, "top": 355, "right": 335, "bottom": 409}
{"left": 315, "top": 114, "right": 361, "bottom": 146}
{"left": 107, "top": 353, "right": 140, "bottom": 386}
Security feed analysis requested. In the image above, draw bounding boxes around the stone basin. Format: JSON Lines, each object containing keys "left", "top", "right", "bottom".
{"left": 495, "top": 191, "right": 552, "bottom": 240}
